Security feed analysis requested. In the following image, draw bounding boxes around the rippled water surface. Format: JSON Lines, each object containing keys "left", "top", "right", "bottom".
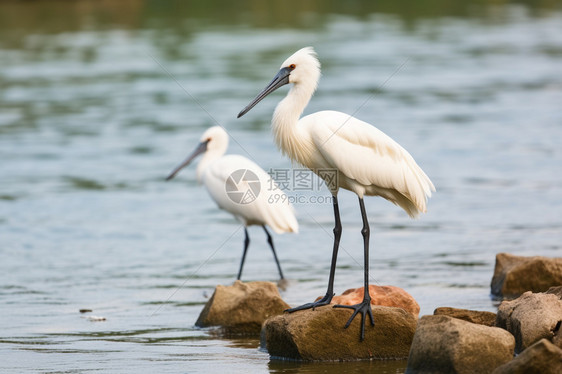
{"left": 1, "top": 1, "right": 561, "bottom": 373}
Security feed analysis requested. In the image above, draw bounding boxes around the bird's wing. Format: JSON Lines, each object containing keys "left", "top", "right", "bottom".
{"left": 203, "top": 155, "right": 298, "bottom": 234}
{"left": 307, "top": 111, "right": 435, "bottom": 213}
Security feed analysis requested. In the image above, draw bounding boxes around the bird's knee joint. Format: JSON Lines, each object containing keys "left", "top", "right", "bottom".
{"left": 361, "top": 227, "right": 369, "bottom": 237}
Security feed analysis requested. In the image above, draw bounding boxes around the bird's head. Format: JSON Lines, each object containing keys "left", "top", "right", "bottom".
{"left": 281, "top": 47, "right": 321, "bottom": 86}
{"left": 166, "top": 126, "right": 228, "bottom": 181}
{"left": 199, "top": 126, "right": 229, "bottom": 153}
{"left": 237, "top": 47, "right": 320, "bottom": 118}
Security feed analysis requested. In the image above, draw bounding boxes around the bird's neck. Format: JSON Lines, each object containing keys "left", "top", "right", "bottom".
{"left": 196, "top": 148, "right": 225, "bottom": 182}
{"left": 272, "top": 84, "right": 314, "bottom": 163}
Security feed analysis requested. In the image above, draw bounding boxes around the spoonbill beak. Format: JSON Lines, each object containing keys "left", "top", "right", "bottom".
{"left": 166, "top": 140, "right": 209, "bottom": 181}
{"left": 237, "top": 67, "right": 292, "bottom": 118}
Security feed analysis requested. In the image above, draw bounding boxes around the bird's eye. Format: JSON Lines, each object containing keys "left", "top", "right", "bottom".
{"left": 289, "top": 64, "right": 296, "bottom": 70}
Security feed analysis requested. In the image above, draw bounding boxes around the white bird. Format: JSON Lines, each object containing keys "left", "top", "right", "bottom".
{"left": 166, "top": 126, "right": 298, "bottom": 281}
{"left": 238, "top": 47, "right": 435, "bottom": 341}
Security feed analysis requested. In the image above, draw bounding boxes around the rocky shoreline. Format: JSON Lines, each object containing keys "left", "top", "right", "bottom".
{"left": 195, "top": 253, "right": 562, "bottom": 372}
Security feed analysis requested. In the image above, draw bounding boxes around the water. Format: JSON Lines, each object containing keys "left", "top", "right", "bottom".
{"left": 1, "top": 1, "right": 561, "bottom": 372}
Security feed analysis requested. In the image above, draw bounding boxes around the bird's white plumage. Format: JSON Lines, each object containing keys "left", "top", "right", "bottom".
{"left": 201, "top": 154, "right": 298, "bottom": 233}
{"left": 306, "top": 111, "right": 433, "bottom": 216}
{"left": 237, "top": 46, "right": 435, "bottom": 338}
{"left": 270, "top": 47, "right": 435, "bottom": 217}
{"left": 191, "top": 126, "right": 298, "bottom": 234}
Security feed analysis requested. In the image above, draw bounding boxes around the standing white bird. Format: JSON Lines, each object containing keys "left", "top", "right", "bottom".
{"left": 166, "top": 126, "right": 298, "bottom": 281}
{"left": 237, "top": 47, "right": 435, "bottom": 341}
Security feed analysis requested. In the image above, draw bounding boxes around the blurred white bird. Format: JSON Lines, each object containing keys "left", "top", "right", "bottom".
{"left": 166, "top": 126, "right": 298, "bottom": 280}
{"left": 238, "top": 47, "right": 434, "bottom": 341}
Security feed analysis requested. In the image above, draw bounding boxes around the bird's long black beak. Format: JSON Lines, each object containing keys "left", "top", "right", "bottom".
{"left": 166, "top": 140, "right": 209, "bottom": 181}
{"left": 237, "top": 67, "right": 292, "bottom": 118}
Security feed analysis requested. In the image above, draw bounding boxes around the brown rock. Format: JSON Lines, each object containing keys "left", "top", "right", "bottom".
{"left": 324, "top": 285, "right": 420, "bottom": 318}
{"left": 434, "top": 307, "right": 497, "bottom": 327}
{"left": 406, "top": 315, "right": 515, "bottom": 374}
{"left": 492, "top": 339, "right": 562, "bottom": 374}
{"left": 491, "top": 253, "right": 562, "bottom": 297}
{"left": 546, "top": 285, "right": 562, "bottom": 298}
{"left": 547, "top": 286, "right": 562, "bottom": 349}
{"left": 196, "top": 280, "right": 289, "bottom": 334}
{"left": 545, "top": 286, "right": 562, "bottom": 349}
{"left": 262, "top": 305, "right": 417, "bottom": 361}
{"left": 496, "top": 291, "right": 562, "bottom": 353}
{"left": 554, "top": 323, "right": 562, "bottom": 349}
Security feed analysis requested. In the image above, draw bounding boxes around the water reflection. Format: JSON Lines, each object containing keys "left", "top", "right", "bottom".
{"left": 269, "top": 359, "right": 407, "bottom": 374}
{"left": 1, "top": 0, "right": 560, "bottom": 43}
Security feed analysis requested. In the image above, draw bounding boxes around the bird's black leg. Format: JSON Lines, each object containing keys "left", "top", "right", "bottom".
{"left": 286, "top": 194, "right": 342, "bottom": 312}
{"left": 263, "top": 225, "right": 285, "bottom": 280}
{"left": 334, "top": 197, "right": 375, "bottom": 341}
{"left": 237, "top": 227, "right": 250, "bottom": 280}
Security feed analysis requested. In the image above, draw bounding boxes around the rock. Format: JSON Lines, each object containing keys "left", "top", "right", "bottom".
{"left": 405, "top": 315, "right": 514, "bottom": 374}
{"left": 262, "top": 305, "right": 417, "bottom": 361}
{"left": 196, "top": 280, "right": 289, "bottom": 334}
{"left": 547, "top": 285, "right": 562, "bottom": 348}
{"left": 491, "top": 253, "right": 562, "bottom": 297}
{"left": 434, "top": 307, "right": 496, "bottom": 327}
{"left": 546, "top": 285, "right": 562, "bottom": 298}
{"left": 554, "top": 322, "right": 562, "bottom": 349}
{"left": 496, "top": 290, "right": 562, "bottom": 353}
{"left": 85, "top": 315, "right": 106, "bottom": 322}
{"left": 492, "top": 339, "right": 562, "bottom": 374}
{"left": 325, "top": 285, "right": 420, "bottom": 318}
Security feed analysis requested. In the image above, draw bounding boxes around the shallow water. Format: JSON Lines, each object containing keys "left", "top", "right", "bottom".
{"left": 1, "top": 1, "right": 561, "bottom": 373}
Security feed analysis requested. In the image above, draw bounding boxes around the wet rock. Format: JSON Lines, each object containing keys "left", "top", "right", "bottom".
{"left": 326, "top": 285, "right": 420, "bottom": 318}
{"left": 262, "top": 305, "right": 417, "bottom": 361}
{"left": 491, "top": 253, "right": 562, "bottom": 298}
{"left": 196, "top": 280, "right": 289, "bottom": 334}
{"left": 492, "top": 339, "right": 562, "bottom": 374}
{"left": 496, "top": 290, "right": 562, "bottom": 353}
{"left": 434, "top": 307, "right": 496, "bottom": 327}
{"left": 86, "top": 315, "right": 106, "bottom": 322}
{"left": 405, "top": 315, "right": 514, "bottom": 374}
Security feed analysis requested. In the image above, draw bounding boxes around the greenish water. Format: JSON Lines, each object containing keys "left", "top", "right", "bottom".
{"left": 1, "top": 1, "right": 561, "bottom": 373}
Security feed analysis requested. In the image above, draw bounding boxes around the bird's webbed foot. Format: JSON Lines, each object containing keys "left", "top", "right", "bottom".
{"left": 285, "top": 292, "right": 334, "bottom": 313}
{"left": 333, "top": 298, "right": 375, "bottom": 341}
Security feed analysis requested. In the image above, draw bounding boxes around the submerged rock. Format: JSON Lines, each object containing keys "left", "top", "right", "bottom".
{"left": 262, "top": 305, "right": 417, "bottom": 361}
{"left": 196, "top": 280, "right": 289, "bottom": 334}
{"left": 492, "top": 339, "right": 562, "bottom": 374}
{"left": 434, "top": 307, "right": 496, "bottom": 327}
{"left": 405, "top": 315, "right": 514, "bottom": 374}
{"left": 496, "top": 290, "right": 562, "bottom": 353}
{"left": 85, "top": 315, "right": 106, "bottom": 322}
{"left": 327, "top": 285, "right": 420, "bottom": 318}
{"left": 491, "top": 253, "right": 562, "bottom": 298}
